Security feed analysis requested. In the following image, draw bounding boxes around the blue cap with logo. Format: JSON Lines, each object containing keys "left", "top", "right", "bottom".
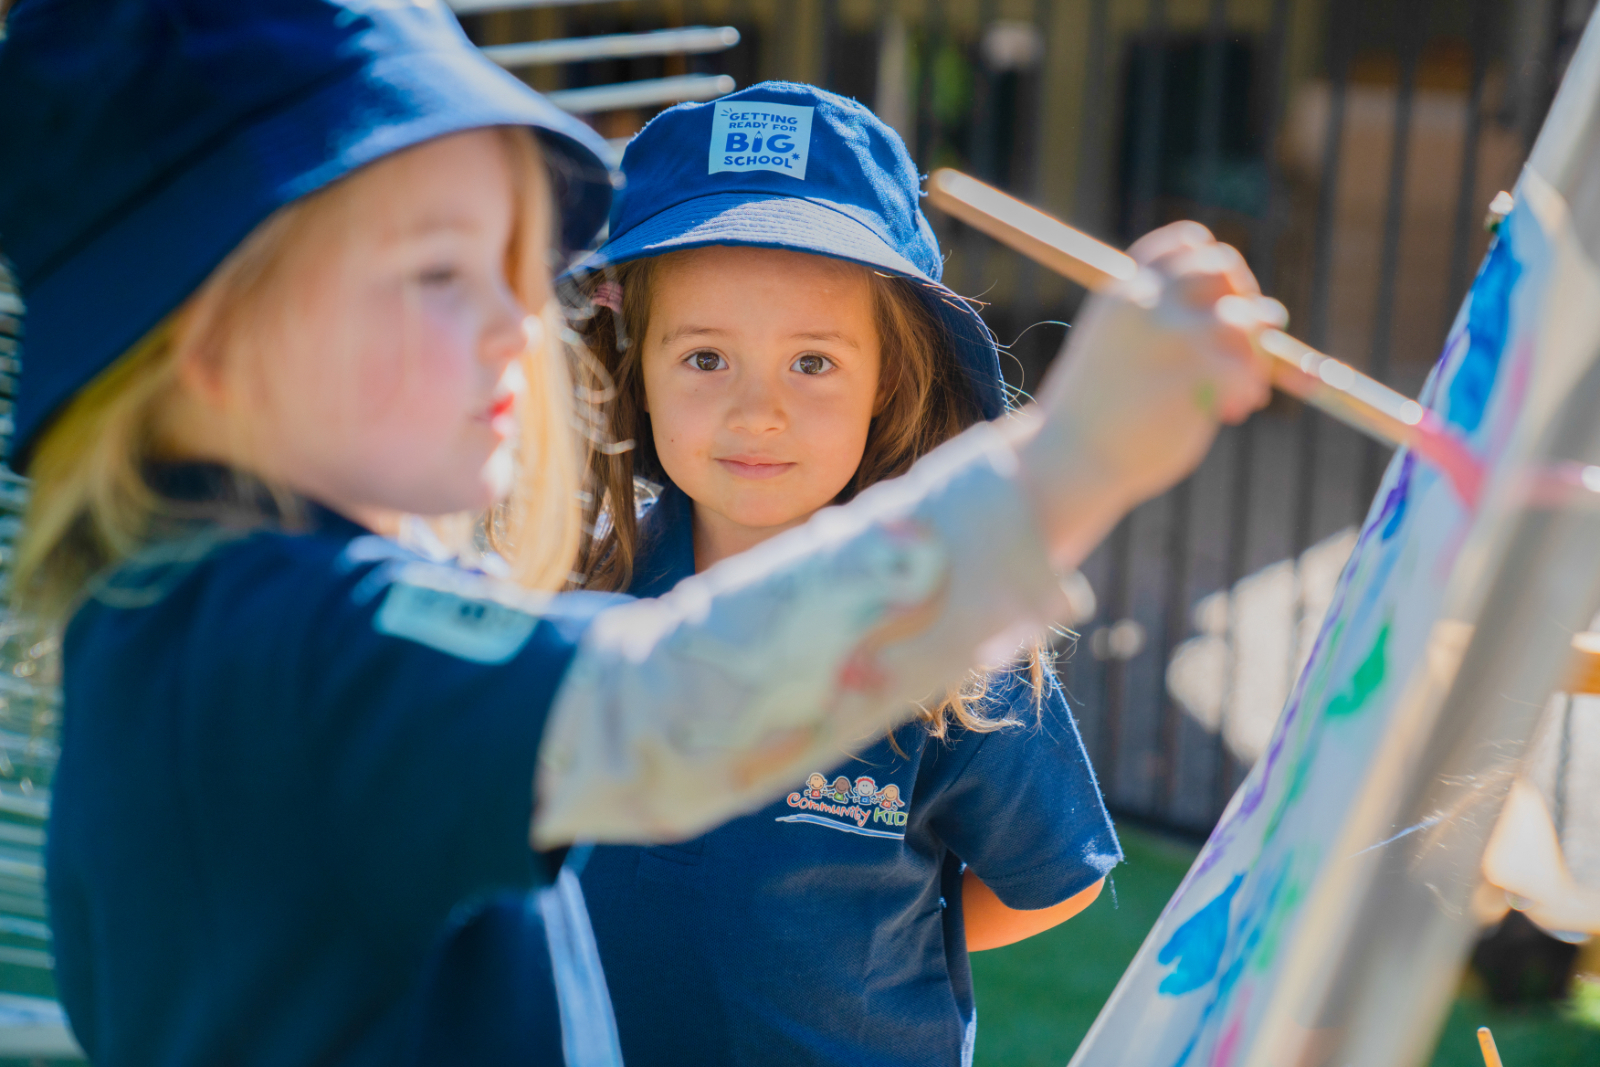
{"left": 577, "top": 81, "right": 1006, "bottom": 420}
{"left": 0, "top": 0, "right": 617, "bottom": 468}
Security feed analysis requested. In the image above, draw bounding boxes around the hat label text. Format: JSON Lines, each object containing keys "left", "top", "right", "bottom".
{"left": 708, "top": 101, "right": 814, "bottom": 179}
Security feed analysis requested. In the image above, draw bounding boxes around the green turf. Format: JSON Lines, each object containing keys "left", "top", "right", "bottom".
{"left": 5, "top": 824, "right": 1596, "bottom": 1066}
{"left": 970, "top": 824, "right": 1600, "bottom": 1067}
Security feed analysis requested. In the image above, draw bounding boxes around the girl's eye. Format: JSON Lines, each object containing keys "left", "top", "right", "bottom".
{"left": 417, "top": 265, "right": 460, "bottom": 287}
{"left": 792, "top": 354, "right": 833, "bottom": 376}
{"left": 689, "top": 351, "right": 727, "bottom": 372}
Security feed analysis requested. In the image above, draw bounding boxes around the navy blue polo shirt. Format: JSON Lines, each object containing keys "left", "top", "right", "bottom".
{"left": 48, "top": 470, "right": 615, "bottom": 1066}
{"left": 581, "top": 485, "right": 1121, "bottom": 1067}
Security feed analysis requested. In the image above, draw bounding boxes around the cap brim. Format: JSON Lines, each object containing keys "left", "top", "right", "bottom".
{"left": 571, "top": 194, "right": 1006, "bottom": 419}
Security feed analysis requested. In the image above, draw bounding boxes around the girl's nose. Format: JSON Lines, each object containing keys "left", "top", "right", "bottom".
{"left": 480, "top": 278, "right": 531, "bottom": 369}
{"left": 726, "top": 369, "right": 786, "bottom": 434}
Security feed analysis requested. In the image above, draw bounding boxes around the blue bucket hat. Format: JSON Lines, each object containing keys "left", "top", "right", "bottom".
{"left": 572, "top": 81, "right": 1006, "bottom": 420}
{"left": 0, "top": 0, "right": 617, "bottom": 468}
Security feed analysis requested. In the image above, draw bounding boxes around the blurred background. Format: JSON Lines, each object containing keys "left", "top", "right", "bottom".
{"left": 4, "top": 0, "right": 1600, "bottom": 1062}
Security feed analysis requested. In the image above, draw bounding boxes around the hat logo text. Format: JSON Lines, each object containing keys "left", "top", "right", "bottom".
{"left": 708, "top": 102, "right": 815, "bottom": 180}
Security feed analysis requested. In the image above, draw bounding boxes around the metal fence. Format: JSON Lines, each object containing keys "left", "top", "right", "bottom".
{"left": 471, "top": 0, "right": 1588, "bottom": 833}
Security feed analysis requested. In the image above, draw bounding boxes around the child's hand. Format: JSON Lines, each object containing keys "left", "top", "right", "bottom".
{"left": 1009, "top": 221, "right": 1284, "bottom": 570}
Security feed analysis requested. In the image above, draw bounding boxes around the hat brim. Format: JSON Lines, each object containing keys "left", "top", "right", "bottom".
{"left": 572, "top": 194, "right": 1007, "bottom": 420}
{"left": 16, "top": 47, "right": 614, "bottom": 468}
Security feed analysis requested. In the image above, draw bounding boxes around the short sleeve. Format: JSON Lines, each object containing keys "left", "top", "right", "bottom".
{"left": 926, "top": 669, "right": 1121, "bottom": 910}
{"left": 280, "top": 542, "right": 616, "bottom": 936}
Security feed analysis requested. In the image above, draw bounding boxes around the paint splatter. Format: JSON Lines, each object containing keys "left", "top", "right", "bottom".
{"left": 1324, "top": 622, "right": 1389, "bottom": 719}
{"left": 1447, "top": 232, "right": 1521, "bottom": 433}
{"left": 1158, "top": 874, "right": 1244, "bottom": 996}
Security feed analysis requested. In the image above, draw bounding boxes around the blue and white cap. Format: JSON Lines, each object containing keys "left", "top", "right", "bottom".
{"left": 577, "top": 82, "right": 1006, "bottom": 420}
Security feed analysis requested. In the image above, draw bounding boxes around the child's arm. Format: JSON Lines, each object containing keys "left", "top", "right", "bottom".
{"left": 962, "top": 872, "right": 1104, "bottom": 951}
{"left": 534, "top": 223, "right": 1277, "bottom": 847}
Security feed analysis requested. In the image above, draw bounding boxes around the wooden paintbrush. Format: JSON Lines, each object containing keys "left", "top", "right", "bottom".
{"left": 925, "top": 168, "right": 1489, "bottom": 507}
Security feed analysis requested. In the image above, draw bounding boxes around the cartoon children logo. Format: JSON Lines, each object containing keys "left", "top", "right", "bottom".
{"left": 782, "top": 771, "right": 910, "bottom": 834}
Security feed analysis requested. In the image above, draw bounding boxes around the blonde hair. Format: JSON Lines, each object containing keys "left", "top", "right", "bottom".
{"left": 15, "top": 127, "right": 583, "bottom": 621}
{"left": 568, "top": 251, "right": 1046, "bottom": 740}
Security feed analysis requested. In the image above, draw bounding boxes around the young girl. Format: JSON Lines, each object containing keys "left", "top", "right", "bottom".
{"left": 567, "top": 83, "right": 1118, "bottom": 1067}
{"left": 2, "top": 3, "right": 1277, "bottom": 1064}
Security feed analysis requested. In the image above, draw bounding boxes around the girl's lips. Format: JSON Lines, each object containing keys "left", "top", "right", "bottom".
{"left": 716, "top": 457, "right": 796, "bottom": 480}
{"left": 483, "top": 394, "right": 516, "bottom": 437}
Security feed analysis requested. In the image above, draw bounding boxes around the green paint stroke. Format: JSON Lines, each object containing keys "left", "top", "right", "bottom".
{"left": 1324, "top": 622, "right": 1390, "bottom": 719}
{"left": 1250, "top": 874, "right": 1305, "bottom": 974}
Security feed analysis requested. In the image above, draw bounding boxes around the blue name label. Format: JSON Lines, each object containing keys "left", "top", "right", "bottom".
{"left": 374, "top": 580, "right": 539, "bottom": 664}
{"left": 707, "top": 101, "right": 814, "bottom": 179}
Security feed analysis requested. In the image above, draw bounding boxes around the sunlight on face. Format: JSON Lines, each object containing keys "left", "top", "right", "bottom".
{"left": 641, "top": 247, "right": 882, "bottom": 565}
{"left": 232, "top": 130, "right": 536, "bottom": 519}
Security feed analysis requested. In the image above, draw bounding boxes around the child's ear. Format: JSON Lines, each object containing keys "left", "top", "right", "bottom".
{"left": 171, "top": 296, "right": 234, "bottom": 411}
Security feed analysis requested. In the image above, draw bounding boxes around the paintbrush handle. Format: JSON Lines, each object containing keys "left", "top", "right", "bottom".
{"left": 925, "top": 169, "right": 1431, "bottom": 457}
{"left": 1477, "top": 1026, "right": 1504, "bottom": 1067}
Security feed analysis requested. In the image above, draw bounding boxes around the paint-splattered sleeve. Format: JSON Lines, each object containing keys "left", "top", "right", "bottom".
{"left": 532, "top": 423, "right": 1084, "bottom": 847}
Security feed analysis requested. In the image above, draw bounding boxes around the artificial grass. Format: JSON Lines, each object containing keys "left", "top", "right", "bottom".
{"left": 6, "top": 824, "right": 1596, "bottom": 1065}
{"left": 970, "top": 824, "right": 1600, "bottom": 1067}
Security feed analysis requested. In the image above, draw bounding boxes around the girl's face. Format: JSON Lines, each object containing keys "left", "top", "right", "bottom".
{"left": 641, "top": 246, "right": 882, "bottom": 563}
{"left": 201, "top": 130, "right": 536, "bottom": 522}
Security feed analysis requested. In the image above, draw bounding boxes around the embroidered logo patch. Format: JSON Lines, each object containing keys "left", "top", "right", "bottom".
{"left": 776, "top": 772, "right": 908, "bottom": 840}
{"left": 707, "top": 100, "right": 814, "bottom": 179}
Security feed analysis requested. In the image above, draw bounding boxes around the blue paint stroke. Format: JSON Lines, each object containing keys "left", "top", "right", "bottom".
{"left": 1158, "top": 874, "right": 1244, "bottom": 996}
{"left": 1447, "top": 232, "right": 1521, "bottom": 433}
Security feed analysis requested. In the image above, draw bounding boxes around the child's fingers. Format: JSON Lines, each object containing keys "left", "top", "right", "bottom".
{"left": 1156, "top": 243, "right": 1262, "bottom": 307}
{"left": 1126, "top": 220, "right": 1214, "bottom": 267}
{"left": 1200, "top": 298, "right": 1280, "bottom": 422}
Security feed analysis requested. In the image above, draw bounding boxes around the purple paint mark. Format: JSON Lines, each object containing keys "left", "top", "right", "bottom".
{"left": 1379, "top": 453, "right": 1415, "bottom": 541}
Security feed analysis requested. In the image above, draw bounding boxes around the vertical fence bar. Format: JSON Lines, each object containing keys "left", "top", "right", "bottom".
{"left": 956, "top": 0, "right": 998, "bottom": 301}
{"left": 1156, "top": 0, "right": 1230, "bottom": 820}
{"left": 1292, "top": 0, "right": 1353, "bottom": 561}
{"left": 1195, "top": 0, "right": 1230, "bottom": 232}
{"left": 914, "top": 0, "right": 947, "bottom": 171}
{"left": 1443, "top": 0, "right": 1494, "bottom": 328}
{"left": 1072, "top": 0, "right": 1114, "bottom": 236}
{"left": 1128, "top": 0, "right": 1169, "bottom": 238}
{"left": 818, "top": 0, "right": 839, "bottom": 89}
{"left": 1215, "top": 0, "right": 1295, "bottom": 822}
{"left": 1358, "top": 0, "right": 1426, "bottom": 510}
{"left": 1102, "top": 0, "right": 1170, "bottom": 813}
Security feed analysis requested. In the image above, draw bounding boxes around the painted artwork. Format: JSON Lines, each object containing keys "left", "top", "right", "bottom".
{"left": 1069, "top": 17, "right": 1600, "bottom": 1067}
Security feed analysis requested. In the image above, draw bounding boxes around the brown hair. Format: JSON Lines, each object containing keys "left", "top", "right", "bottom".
{"left": 567, "top": 250, "right": 1047, "bottom": 740}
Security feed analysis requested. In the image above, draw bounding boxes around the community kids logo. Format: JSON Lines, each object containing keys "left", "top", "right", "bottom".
{"left": 776, "top": 771, "right": 908, "bottom": 839}
{"left": 708, "top": 100, "right": 815, "bottom": 179}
